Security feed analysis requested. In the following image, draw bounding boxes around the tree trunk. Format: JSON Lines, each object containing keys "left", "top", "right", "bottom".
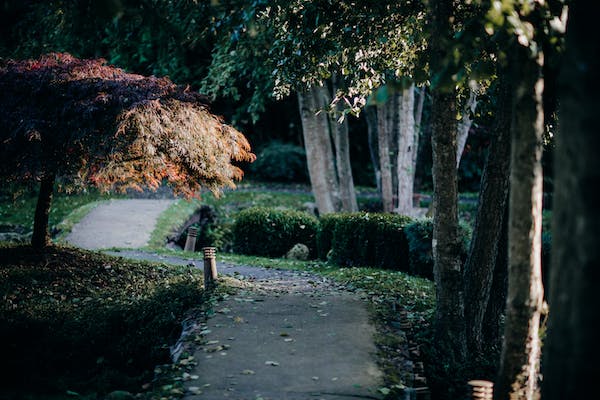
{"left": 542, "top": 4, "right": 600, "bottom": 399}
{"left": 377, "top": 100, "right": 394, "bottom": 212}
{"left": 431, "top": 87, "right": 466, "bottom": 364}
{"left": 495, "top": 45, "right": 544, "bottom": 400}
{"left": 482, "top": 203, "right": 509, "bottom": 357}
{"left": 297, "top": 87, "right": 340, "bottom": 214}
{"left": 31, "top": 173, "right": 56, "bottom": 249}
{"left": 413, "top": 86, "right": 426, "bottom": 178}
{"left": 429, "top": 0, "right": 466, "bottom": 367}
{"left": 396, "top": 82, "right": 416, "bottom": 214}
{"left": 365, "top": 106, "right": 381, "bottom": 193}
{"left": 456, "top": 87, "right": 478, "bottom": 167}
{"left": 464, "top": 73, "right": 512, "bottom": 358}
{"left": 330, "top": 74, "right": 358, "bottom": 212}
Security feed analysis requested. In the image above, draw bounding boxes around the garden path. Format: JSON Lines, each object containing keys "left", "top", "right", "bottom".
{"left": 66, "top": 199, "right": 386, "bottom": 400}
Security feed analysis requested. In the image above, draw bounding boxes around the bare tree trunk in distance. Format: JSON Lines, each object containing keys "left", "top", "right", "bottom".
{"left": 495, "top": 46, "right": 544, "bottom": 400}
{"left": 542, "top": 3, "right": 600, "bottom": 398}
{"left": 31, "top": 173, "right": 56, "bottom": 249}
{"left": 377, "top": 100, "right": 394, "bottom": 212}
{"left": 456, "top": 87, "right": 478, "bottom": 166}
{"left": 330, "top": 74, "right": 358, "bottom": 212}
{"left": 297, "top": 87, "right": 340, "bottom": 214}
{"left": 365, "top": 106, "right": 381, "bottom": 193}
{"left": 464, "top": 73, "right": 512, "bottom": 358}
{"left": 396, "top": 82, "right": 416, "bottom": 214}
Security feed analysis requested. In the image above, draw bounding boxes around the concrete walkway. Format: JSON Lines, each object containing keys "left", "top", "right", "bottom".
{"left": 64, "top": 199, "right": 174, "bottom": 250}
{"left": 66, "top": 200, "right": 385, "bottom": 400}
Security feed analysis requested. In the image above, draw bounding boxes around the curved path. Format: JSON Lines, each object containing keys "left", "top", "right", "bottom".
{"left": 66, "top": 199, "right": 386, "bottom": 400}
{"left": 64, "top": 199, "right": 174, "bottom": 250}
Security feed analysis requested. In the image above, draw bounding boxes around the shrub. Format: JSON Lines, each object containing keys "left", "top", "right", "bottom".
{"left": 322, "top": 212, "right": 413, "bottom": 271}
{"left": 404, "top": 218, "right": 472, "bottom": 279}
{"left": 316, "top": 213, "right": 346, "bottom": 260}
{"left": 248, "top": 141, "right": 309, "bottom": 182}
{"left": 232, "top": 206, "right": 319, "bottom": 258}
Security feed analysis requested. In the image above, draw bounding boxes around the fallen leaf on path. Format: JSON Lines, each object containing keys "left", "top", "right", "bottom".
{"left": 242, "top": 369, "right": 255, "bottom": 375}
{"left": 265, "top": 361, "right": 280, "bottom": 366}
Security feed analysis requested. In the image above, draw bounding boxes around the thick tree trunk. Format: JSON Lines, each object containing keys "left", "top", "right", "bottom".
{"left": 495, "top": 46, "right": 544, "bottom": 400}
{"left": 365, "top": 106, "right": 381, "bottom": 193}
{"left": 377, "top": 100, "right": 394, "bottom": 212}
{"left": 542, "top": 4, "right": 600, "bottom": 399}
{"left": 396, "top": 82, "right": 416, "bottom": 214}
{"left": 429, "top": 0, "right": 466, "bottom": 367}
{"left": 464, "top": 73, "right": 512, "bottom": 357}
{"left": 31, "top": 173, "right": 56, "bottom": 249}
{"left": 297, "top": 87, "right": 340, "bottom": 214}
{"left": 330, "top": 75, "right": 358, "bottom": 212}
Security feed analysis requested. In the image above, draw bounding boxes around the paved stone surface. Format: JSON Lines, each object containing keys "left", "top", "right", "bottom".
{"left": 64, "top": 199, "right": 174, "bottom": 250}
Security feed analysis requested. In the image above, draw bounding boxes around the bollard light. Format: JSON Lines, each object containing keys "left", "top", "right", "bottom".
{"left": 467, "top": 380, "right": 493, "bottom": 400}
{"left": 184, "top": 226, "right": 198, "bottom": 252}
{"left": 202, "top": 246, "right": 217, "bottom": 290}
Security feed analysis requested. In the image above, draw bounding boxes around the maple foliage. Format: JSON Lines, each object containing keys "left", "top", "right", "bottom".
{"left": 0, "top": 52, "right": 256, "bottom": 198}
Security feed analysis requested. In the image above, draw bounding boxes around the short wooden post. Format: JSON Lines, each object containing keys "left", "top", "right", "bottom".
{"left": 202, "top": 247, "right": 217, "bottom": 289}
{"left": 184, "top": 227, "right": 198, "bottom": 252}
{"left": 467, "top": 380, "right": 493, "bottom": 400}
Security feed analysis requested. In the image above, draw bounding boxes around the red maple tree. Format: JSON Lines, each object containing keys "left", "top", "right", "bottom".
{"left": 0, "top": 53, "right": 255, "bottom": 248}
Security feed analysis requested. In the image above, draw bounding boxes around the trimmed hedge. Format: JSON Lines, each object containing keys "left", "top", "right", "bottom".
{"left": 318, "top": 212, "right": 414, "bottom": 271}
{"left": 404, "top": 218, "right": 472, "bottom": 279}
{"left": 232, "top": 206, "right": 319, "bottom": 258}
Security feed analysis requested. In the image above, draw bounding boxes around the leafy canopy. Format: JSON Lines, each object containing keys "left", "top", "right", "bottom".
{"left": 0, "top": 52, "right": 255, "bottom": 197}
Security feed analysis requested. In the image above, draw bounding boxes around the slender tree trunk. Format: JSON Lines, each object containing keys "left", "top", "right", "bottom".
{"left": 456, "top": 87, "right": 478, "bottom": 167}
{"left": 413, "top": 86, "right": 426, "bottom": 176}
{"left": 464, "top": 73, "right": 512, "bottom": 357}
{"left": 330, "top": 74, "right": 358, "bottom": 212}
{"left": 429, "top": 0, "right": 466, "bottom": 368}
{"left": 431, "top": 87, "right": 466, "bottom": 364}
{"left": 495, "top": 45, "right": 544, "bottom": 400}
{"left": 31, "top": 173, "right": 56, "bottom": 249}
{"left": 482, "top": 203, "right": 509, "bottom": 356}
{"left": 377, "top": 100, "right": 394, "bottom": 212}
{"left": 365, "top": 106, "right": 381, "bottom": 193}
{"left": 297, "top": 87, "right": 340, "bottom": 214}
{"left": 389, "top": 92, "right": 401, "bottom": 209}
{"left": 542, "top": 4, "right": 600, "bottom": 398}
{"left": 396, "top": 82, "right": 416, "bottom": 214}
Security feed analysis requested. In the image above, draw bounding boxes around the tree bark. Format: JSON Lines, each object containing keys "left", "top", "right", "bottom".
{"left": 464, "top": 73, "right": 512, "bottom": 358}
{"left": 396, "top": 82, "right": 416, "bottom": 214}
{"left": 541, "top": 3, "right": 600, "bottom": 398}
{"left": 330, "top": 74, "right": 358, "bottom": 212}
{"left": 495, "top": 45, "right": 544, "bottom": 400}
{"left": 297, "top": 87, "right": 340, "bottom": 214}
{"left": 31, "top": 173, "right": 56, "bottom": 249}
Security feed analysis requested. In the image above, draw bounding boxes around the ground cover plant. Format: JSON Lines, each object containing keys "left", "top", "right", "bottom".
{"left": 0, "top": 244, "right": 206, "bottom": 400}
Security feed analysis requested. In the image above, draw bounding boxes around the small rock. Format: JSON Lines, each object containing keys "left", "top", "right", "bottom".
{"left": 285, "top": 243, "right": 309, "bottom": 260}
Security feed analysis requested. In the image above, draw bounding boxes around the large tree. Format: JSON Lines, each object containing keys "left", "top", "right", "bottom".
{"left": 541, "top": 1, "right": 600, "bottom": 398}
{"left": 0, "top": 53, "right": 255, "bottom": 248}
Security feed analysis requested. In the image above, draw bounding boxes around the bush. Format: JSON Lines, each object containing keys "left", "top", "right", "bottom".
{"left": 316, "top": 213, "right": 346, "bottom": 260}
{"left": 404, "top": 218, "right": 472, "bottom": 279}
{"left": 320, "top": 212, "right": 413, "bottom": 271}
{"left": 232, "top": 206, "right": 319, "bottom": 258}
{"left": 248, "top": 141, "right": 309, "bottom": 182}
